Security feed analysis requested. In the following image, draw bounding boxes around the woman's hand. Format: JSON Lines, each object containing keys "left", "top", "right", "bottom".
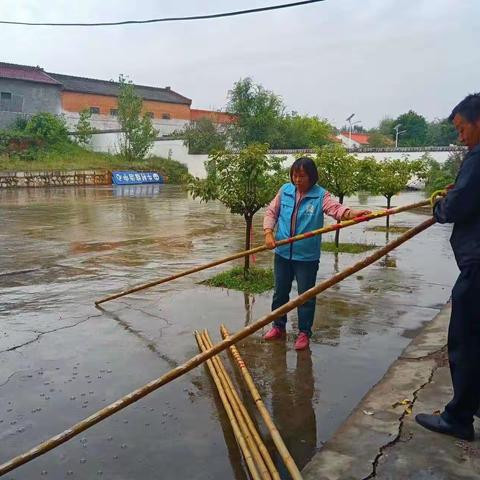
{"left": 342, "top": 209, "right": 372, "bottom": 220}
{"left": 264, "top": 230, "right": 276, "bottom": 249}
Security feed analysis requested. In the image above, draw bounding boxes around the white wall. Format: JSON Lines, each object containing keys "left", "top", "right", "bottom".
{"left": 65, "top": 112, "right": 189, "bottom": 155}
{"left": 81, "top": 131, "right": 461, "bottom": 188}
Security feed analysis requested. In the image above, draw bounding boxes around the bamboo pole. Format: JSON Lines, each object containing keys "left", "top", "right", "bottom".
{"left": 0, "top": 217, "right": 435, "bottom": 476}
{"left": 200, "top": 332, "right": 272, "bottom": 480}
{"left": 195, "top": 331, "right": 262, "bottom": 480}
{"left": 202, "top": 330, "right": 279, "bottom": 480}
{"left": 221, "top": 324, "right": 303, "bottom": 480}
{"left": 94, "top": 199, "right": 431, "bottom": 305}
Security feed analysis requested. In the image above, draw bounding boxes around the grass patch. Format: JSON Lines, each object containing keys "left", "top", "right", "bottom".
{"left": 322, "top": 242, "right": 377, "bottom": 253}
{"left": 0, "top": 148, "right": 189, "bottom": 183}
{"left": 202, "top": 266, "right": 274, "bottom": 294}
{"left": 367, "top": 226, "right": 411, "bottom": 234}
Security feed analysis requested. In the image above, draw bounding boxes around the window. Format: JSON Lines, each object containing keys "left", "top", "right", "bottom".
{"left": 110, "top": 109, "right": 118, "bottom": 116}
{"left": 146, "top": 112, "right": 154, "bottom": 119}
{"left": 0, "top": 91, "right": 23, "bottom": 112}
{"left": 162, "top": 113, "right": 171, "bottom": 120}
{"left": 90, "top": 107, "right": 100, "bottom": 114}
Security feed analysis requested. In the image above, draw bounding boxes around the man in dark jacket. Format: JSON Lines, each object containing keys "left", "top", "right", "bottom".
{"left": 416, "top": 93, "right": 480, "bottom": 441}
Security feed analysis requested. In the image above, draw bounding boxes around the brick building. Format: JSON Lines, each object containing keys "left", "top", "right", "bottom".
{"left": 0, "top": 62, "right": 234, "bottom": 135}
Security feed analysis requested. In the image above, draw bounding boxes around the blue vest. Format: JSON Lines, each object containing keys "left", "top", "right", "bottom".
{"left": 275, "top": 183, "right": 325, "bottom": 261}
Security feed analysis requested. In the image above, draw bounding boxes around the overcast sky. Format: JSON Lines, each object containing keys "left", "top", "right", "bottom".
{"left": 1, "top": 0, "right": 478, "bottom": 127}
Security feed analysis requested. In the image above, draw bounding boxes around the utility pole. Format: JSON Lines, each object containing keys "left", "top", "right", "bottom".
{"left": 345, "top": 113, "right": 361, "bottom": 148}
{"left": 394, "top": 124, "right": 406, "bottom": 148}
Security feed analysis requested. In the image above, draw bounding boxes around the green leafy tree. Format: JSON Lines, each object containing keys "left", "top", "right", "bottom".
{"left": 315, "top": 144, "right": 359, "bottom": 247}
{"left": 75, "top": 109, "right": 96, "bottom": 147}
{"left": 370, "top": 158, "right": 424, "bottom": 228}
{"left": 117, "top": 74, "right": 157, "bottom": 161}
{"left": 177, "top": 117, "right": 227, "bottom": 154}
{"left": 24, "top": 112, "right": 70, "bottom": 145}
{"left": 426, "top": 118, "right": 458, "bottom": 146}
{"left": 188, "top": 144, "right": 286, "bottom": 275}
{"left": 425, "top": 150, "right": 465, "bottom": 193}
{"left": 357, "top": 156, "right": 380, "bottom": 192}
{"left": 367, "top": 130, "right": 394, "bottom": 148}
{"left": 378, "top": 117, "right": 396, "bottom": 139}
{"left": 275, "top": 113, "right": 333, "bottom": 149}
{"left": 393, "top": 110, "right": 428, "bottom": 147}
{"left": 226, "top": 77, "right": 284, "bottom": 147}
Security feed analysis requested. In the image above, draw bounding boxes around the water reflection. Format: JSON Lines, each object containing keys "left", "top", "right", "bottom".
{"left": 113, "top": 184, "right": 164, "bottom": 198}
{"left": 270, "top": 344, "right": 316, "bottom": 474}
{"left": 243, "top": 292, "right": 255, "bottom": 326}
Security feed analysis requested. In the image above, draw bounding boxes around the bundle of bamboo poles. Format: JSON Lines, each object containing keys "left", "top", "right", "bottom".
{"left": 196, "top": 330, "right": 280, "bottom": 480}
{"left": 221, "top": 325, "right": 303, "bottom": 480}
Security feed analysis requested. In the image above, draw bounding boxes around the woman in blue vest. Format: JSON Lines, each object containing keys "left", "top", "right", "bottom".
{"left": 263, "top": 157, "right": 370, "bottom": 350}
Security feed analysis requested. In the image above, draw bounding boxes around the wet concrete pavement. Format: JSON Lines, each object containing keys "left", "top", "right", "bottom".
{"left": 0, "top": 185, "right": 459, "bottom": 479}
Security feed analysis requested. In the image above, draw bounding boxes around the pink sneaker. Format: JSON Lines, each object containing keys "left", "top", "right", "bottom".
{"left": 264, "top": 326, "right": 286, "bottom": 341}
{"left": 294, "top": 332, "right": 310, "bottom": 351}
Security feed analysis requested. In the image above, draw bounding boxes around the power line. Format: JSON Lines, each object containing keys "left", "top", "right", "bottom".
{"left": 0, "top": 0, "right": 326, "bottom": 27}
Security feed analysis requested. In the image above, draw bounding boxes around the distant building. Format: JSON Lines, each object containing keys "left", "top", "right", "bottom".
{"left": 336, "top": 131, "right": 370, "bottom": 149}
{"left": 0, "top": 62, "right": 234, "bottom": 135}
{"left": 0, "top": 63, "right": 62, "bottom": 129}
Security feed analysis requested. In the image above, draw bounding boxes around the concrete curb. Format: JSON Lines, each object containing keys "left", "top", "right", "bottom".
{"left": 302, "top": 303, "right": 480, "bottom": 479}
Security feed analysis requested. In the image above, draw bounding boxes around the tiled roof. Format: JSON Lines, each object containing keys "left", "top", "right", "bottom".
{"left": 48, "top": 72, "right": 192, "bottom": 106}
{"left": 340, "top": 132, "right": 370, "bottom": 144}
{"left": 0, "top": 62, "right": 61, "bottom": 86}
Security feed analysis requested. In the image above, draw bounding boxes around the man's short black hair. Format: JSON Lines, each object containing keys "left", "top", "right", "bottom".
{"left": 290, "top": 156, "right": 319, "bottom": 188}
{"left": 449, "top": 93, "right": 480, "bottom": 123}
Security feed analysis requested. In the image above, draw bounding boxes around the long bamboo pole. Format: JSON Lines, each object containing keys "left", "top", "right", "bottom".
{"left": 195, "top": 332, "right": 261, "bottom": 480}
{"left": 202, "top": 330, "right": 279, "bottom": 480}
{"left": 94, "top": 199, "right": 431, "bottom": 305}
{"left": 0, "top": 217, "right": 435, "bottom": 476}
{"left": 221, "top": 324, "right": 303, "bottom": 480}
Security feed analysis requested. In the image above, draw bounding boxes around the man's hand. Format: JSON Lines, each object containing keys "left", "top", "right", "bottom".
{"left": 342, "top": 209, "right": 372, "bottom": 220}
{"left": 264, "top": 230, "right": 276, "bottom": 249}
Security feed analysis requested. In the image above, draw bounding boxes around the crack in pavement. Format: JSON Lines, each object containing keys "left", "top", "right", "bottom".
{"left": 95, "top": 305, "right": 178, "bottom": 369}
{"left": 1, "top": 314, "right": 101, "bottom": 353}
{"left": 0, "top": 370, "right": 22, "bottom": 388}
{"left": 362, "top": 359, "right": 441, "bottom": 479}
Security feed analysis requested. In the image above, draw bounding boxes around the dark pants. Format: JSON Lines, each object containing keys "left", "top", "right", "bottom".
{"left": 272, "top": 254, "right": 319, "bottom": 336}
{"left": 442, "top": 263, "right": 480, "bottom": 426}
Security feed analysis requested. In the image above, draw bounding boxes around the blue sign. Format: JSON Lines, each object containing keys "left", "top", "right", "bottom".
{"left": 112, "top": 171, "right": 163, "bottom": 185}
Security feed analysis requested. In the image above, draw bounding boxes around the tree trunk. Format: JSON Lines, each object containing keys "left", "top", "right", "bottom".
{"left": 334, "top": 194, "right": 344, "bottom": 249}
{"left": 244, "top": 214, "right": 253, "bottom": 277}
{"left": 386, "top": 196, "right": 392, "bottom": 230}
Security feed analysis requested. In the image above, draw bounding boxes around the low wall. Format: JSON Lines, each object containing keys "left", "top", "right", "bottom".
{"left": 0, "top": 170, "right": 111, "bottom": 188}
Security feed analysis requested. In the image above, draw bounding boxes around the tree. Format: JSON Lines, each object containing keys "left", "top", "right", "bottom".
{"left": 357, "top": 156, "right": 379, "bottom": 192}
{"left": 188, "top": 144, "right": 286, "bottom": 275}
{"left": 425, "top": 150, "right": 465, "bottom": 194}
{"left": 24, "top": 112, "right": 70, "bottom": 146}
{"left": 315, "top": 144, "right": 359, "bottom": 247}
{"left": 378, "top": 117, "right": 396, "bottom": 139}
{"left": 368, "top": 130, "right": 394, "bottom": 148}
{"left": 226, "top": 77, "right": 284, "bottom": 147}
{"left": 117, "top": 74, "right": 157, "bottom": 161}
{"left": 393, "top": 110, "right": 428, "bottom": 147}
{"left": 369, "top": 158, "right": 425, "bottom": 228}
{"left": 426, "top": 118, "right": 458, "bottom": 146}
{"left": 75, "top": 109, "right": 96, "bottom": 147}
{"left": 275, "top": 113, "right": 333, "bottom": 149}
{"left": 177, "top": 117, "right": 227, "bottom": 154}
